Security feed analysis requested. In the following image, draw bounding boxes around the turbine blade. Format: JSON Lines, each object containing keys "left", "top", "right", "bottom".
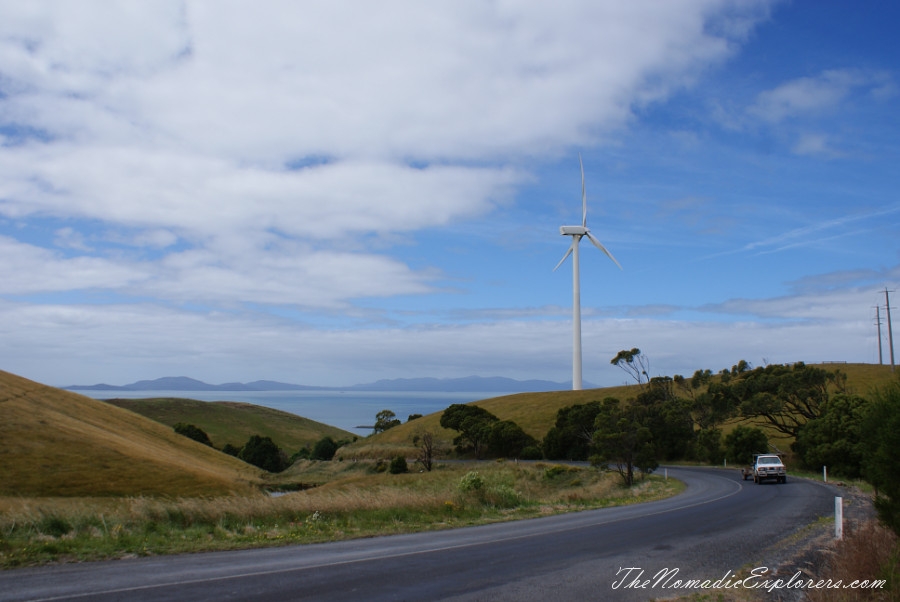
{"left": 579, "top": 154, "right": 587, "bottom": 227}
{"left": 553, "top": 242, "right": 575, "bottom": 272}
{"left": 586, "top": 232, "right": 623, "bottom": 270}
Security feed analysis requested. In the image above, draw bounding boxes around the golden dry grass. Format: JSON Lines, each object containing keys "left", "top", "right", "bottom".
{"left": 0, "top": 370, "right": 264, "bottom": 497}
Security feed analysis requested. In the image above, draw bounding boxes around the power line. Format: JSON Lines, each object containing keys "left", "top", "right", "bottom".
{"left": 885, "top": 288, "right": 896, "bottom": 372}
{"left": 874, "top": 305, "right": 883, "bottom": 365}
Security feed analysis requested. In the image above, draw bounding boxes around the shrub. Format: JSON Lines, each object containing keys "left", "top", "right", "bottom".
{"left": 724, "top": 425, "right": 768, "bottom": 465}
{"left": 389, "top": 456, "right": 409, "bottom": 474}
{"left": 173, "top": 423, "right": 213, "bottom": 447}
{"left": 520, "top": 445, "right": 543, "bottom": 460}
{"left": 311, "top": 436, "right": 339, "bottom": 461}
{"left": 458, "top": 471, "right": 484, "bottom": 493}
{"left": 239, "top": 435, "right": 288, "bottom": 472}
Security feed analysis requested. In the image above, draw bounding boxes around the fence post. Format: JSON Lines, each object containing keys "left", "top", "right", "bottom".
{"left": 835, "top": 497, "right": 843, "bottom": 540}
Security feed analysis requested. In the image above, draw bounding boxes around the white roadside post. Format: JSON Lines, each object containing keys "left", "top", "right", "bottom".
{"left": 824, "top": 466, "right": 827, "bottom": 482}
{"left": 835, "top": 497, "right": 843, "bottom": 540}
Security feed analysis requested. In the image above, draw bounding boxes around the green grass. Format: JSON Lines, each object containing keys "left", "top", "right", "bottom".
{"left": 103, "top": 397, "right": 354, "bottom": 455}
{"left": 0, "top": 461, "right": 683, "bottom": 567}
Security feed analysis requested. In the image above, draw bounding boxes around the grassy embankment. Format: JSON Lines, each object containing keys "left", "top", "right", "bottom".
{"left": 0, "top": 459, "right": 682, "bottom": 567}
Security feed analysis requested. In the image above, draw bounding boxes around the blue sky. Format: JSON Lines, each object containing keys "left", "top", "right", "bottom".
{"left": 1, "top": 0, "right": 898, "bottom": 388}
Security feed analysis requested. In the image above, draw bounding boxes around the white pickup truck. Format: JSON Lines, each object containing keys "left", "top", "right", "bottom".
{"left": 742, "top": 454, "right": 787, "bottom": 484}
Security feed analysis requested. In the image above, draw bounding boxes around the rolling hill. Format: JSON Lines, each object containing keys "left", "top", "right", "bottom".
{"left": 0, "top": 370, "right": 266, "bottom": 497}
{"left": 102, "top": 397, "right": 354, "bottom": 453}
{"left": 343, "top": 363, "right": 899, "bottom": 458}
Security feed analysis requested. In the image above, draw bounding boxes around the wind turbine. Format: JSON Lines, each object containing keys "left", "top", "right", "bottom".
{"left": 554, "top": 155, "right": 622, "bottom": 390}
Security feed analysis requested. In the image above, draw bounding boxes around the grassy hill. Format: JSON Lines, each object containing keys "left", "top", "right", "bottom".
{"left": 102, "top": 397, "right": 354, "bottom": 454}
{"left": 0, "top": 371, "right": 266, "bottom": 497}
{"left": 344, "top": 363, "right": 898, "bottom": 459}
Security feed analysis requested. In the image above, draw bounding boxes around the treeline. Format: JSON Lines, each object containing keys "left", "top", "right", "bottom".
{"left": 437, "top": 357, "right": 900, "bottom": 535}
{"left": 173, "top": 422, "right": 354, "bottom": 473}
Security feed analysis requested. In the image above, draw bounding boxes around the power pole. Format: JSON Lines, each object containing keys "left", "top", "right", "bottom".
{"left": 885, "top": 288, "right": 896, "bottom": 372}
{"left": 874, "top": 305, "right": 884, "bottom": 365}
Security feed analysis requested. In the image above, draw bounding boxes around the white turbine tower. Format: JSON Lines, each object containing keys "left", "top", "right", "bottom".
{"left": 554, "top": 155, "right": 622, "bottom": 390}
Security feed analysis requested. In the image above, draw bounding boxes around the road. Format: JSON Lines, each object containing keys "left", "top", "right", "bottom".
{"left": 0, "top": 467, "right": 837, "bottom": 601}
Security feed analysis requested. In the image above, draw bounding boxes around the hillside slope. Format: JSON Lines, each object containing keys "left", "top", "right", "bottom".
{"left": 0, "top": 371, "right": 265, "bottom": 497}
{"left": 103, "top": 397, "right": 354, "bottom": 452}
{"left": 345, "top": 363, "right": 897, "bottom": 457}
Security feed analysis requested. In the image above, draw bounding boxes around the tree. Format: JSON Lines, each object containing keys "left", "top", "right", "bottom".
{"left": 724, "top": 425, "right": 768, "bottom": 465}
{"left": 633, "top": 378, "right": 694, "bottom": 461}
{"left": 373, "top": 409, "right": 401, "bottom": 434}
{"left": 542, "top": 401, "right": 602, "bottom": 460}
{"left": 238, "top": 435, "right": 288, "bottom": 472}
{"left": 793, "top": 394, "right": 868, "bottom": 478}
{"left": 311, "top": 436, "right": 339, "bottom": 461}
{"left": 413, "top": 431, "right": 436, "bottom": 471}
{"left": 592, "top": 397, "right": 655, "bottom": 486}
{"left": 696, "top": 428, "right": 725, "bottom": 464}
{"left": 440, "top": 404, "right": 498, "bottom": 458}
{"left": 732, "top": 362, "right": 846, "bottom": 438}
{"left": 173, "top": 423, "right": 213, "bottom": 447}
{"left": 861, "top": 383, "right": 900, "bottom": 535}
{"left": 488, "top": 420, "right": 538, "bottom": 458}
{"left": 611, "top": 348, "right": 650, "bottom": 388}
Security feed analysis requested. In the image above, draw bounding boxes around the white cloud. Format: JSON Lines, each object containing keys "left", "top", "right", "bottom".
{"left": 0, "top": 0, "right": 771, "bottom": 309}
{"left": 0, "top": 236, "right": 147, "bottom": 294}
{"left": 748, "top": 69, "right": 874, "bottom": 123}
{"left": 791, "top": 133, "right": 840, "bottom": 157}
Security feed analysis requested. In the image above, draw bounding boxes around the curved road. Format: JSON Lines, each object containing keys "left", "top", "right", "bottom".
{"left": 1, "top": 468, "right": 837, "bottom": 601}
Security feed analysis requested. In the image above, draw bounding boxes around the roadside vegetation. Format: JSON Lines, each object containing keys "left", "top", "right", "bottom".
{"left": 0, "top": 460, "right": 681, "bottom": 567}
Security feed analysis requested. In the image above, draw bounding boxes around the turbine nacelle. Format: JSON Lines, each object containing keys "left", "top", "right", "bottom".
{"left": 559, "top": 225, "right": 588, "bottom": 236}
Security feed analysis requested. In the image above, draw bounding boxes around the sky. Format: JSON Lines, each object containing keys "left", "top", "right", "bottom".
{"left": 1, "top": 0, "right": 898, "bottom": 389}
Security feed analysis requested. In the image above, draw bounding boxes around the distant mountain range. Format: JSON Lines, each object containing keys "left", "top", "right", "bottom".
{"left": 65, "top": 375, "right": 578, "bottom": 393}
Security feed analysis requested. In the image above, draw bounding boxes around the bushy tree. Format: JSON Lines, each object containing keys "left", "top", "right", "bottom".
{"left": 696, "top": 428, "right": 724, "bottom": 464}
{"left": 724, "top": 425, "right": 768, "bottom": 465}
{"left": 592, "top": 397, "right": 655, "bottom": 486}
{"left": 440, "top": 404, "right": 498, "bottom": 458}
{"left": 731, "top": 362, "right": 845, "bottom": 438}
{"left": 861, "top": 383, "right": 900, "bottom": 535}
{"left": 173, "top": 423, "right": 213, "bottom": 447}
{"left": 793, "top": 394, "right": 868, "bottom": 478}
{"left": 633, "top": 378, "right": 694, "bottom": 461}
{"left": 543, "top": 401, "right": 602, "bottom": 460}
{"left": 488, "top": 420, "right": 538, "bottom": 458}
{"left": 311, "top": 436, "right": 339, "bottom": 461}
{"left": 373, "top": 409, "right": 401, "bottom": 434}
{"left": 239, "top": 435, "right": 288, "bottom": 472}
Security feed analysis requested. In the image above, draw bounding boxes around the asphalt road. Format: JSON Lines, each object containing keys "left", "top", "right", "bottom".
{"left": 0, "top": 467, "right": 838, "bottom": 601}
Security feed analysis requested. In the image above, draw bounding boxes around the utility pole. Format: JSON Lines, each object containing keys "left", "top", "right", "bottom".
{"left": 875, "top": 305, "right": 884, "bottom": 365}
{"left": 885, "top": 288, "right": 896, "bottom": 372}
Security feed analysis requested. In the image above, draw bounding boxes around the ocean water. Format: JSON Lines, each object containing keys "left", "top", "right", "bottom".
{"left": 77, "top": 389, "right": 507, "bottom": 436}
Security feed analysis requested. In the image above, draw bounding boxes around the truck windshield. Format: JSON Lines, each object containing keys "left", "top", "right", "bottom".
{"left": 759, "top": 457, "right": 779, "bottom": 464}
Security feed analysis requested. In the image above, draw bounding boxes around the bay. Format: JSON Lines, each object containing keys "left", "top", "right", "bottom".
{"left": 76, "top": 389, "right": 507, "bottom": 436}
